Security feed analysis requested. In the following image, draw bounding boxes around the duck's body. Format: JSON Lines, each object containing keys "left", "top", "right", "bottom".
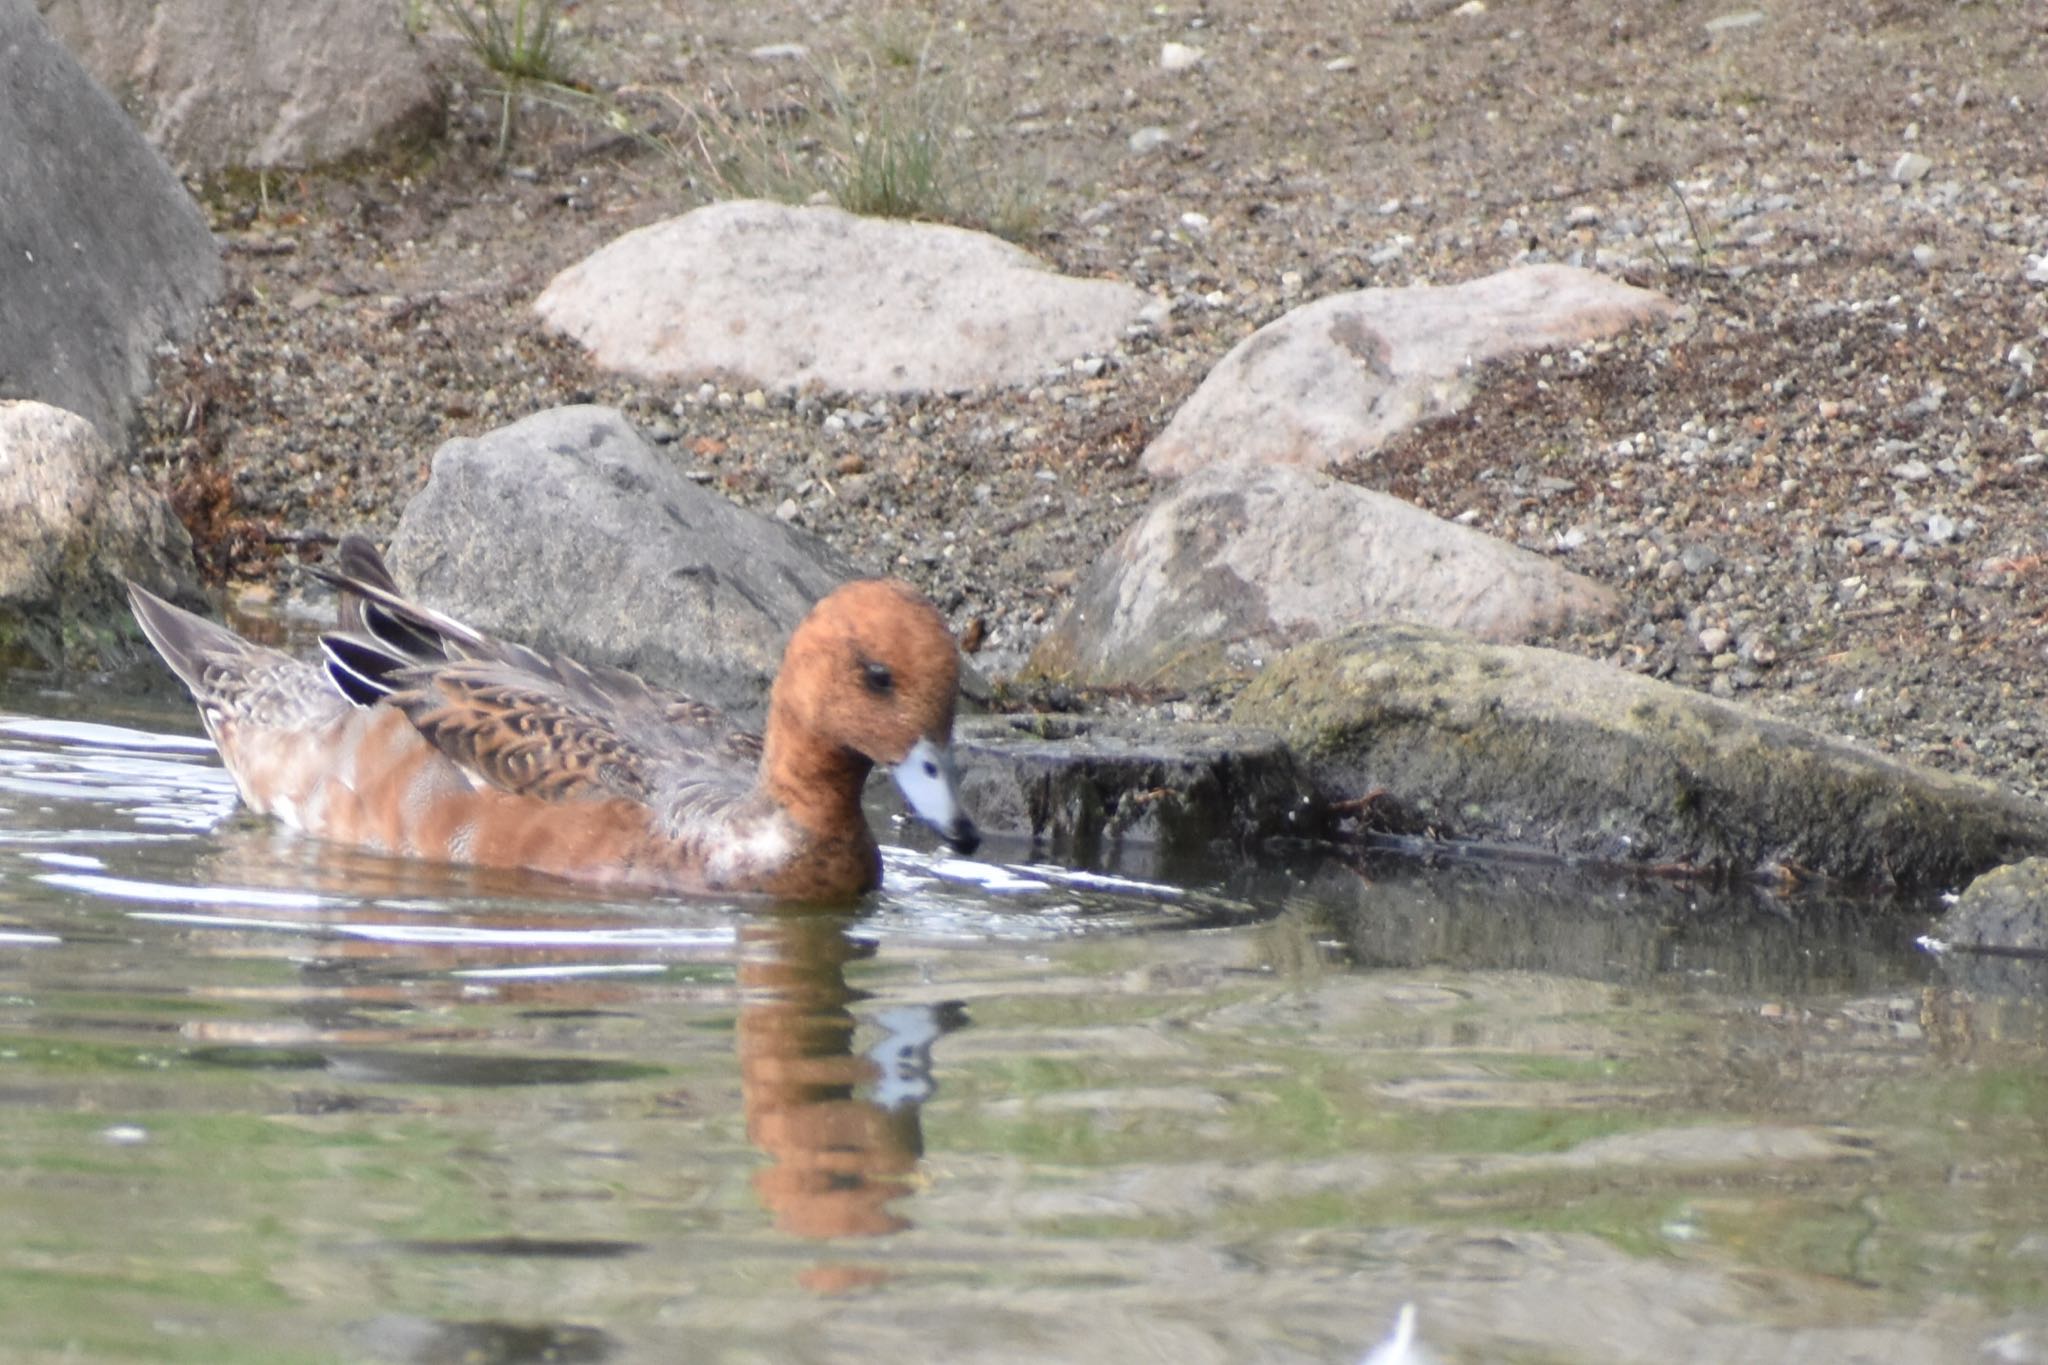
{"left": 128, "top": 536, "right": 978, "bottom": 901}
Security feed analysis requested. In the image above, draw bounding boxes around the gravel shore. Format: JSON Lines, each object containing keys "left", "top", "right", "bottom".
{"left": 138, "top": 1, "right": 2048, "bottom": 802}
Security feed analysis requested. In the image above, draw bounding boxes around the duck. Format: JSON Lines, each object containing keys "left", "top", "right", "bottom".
{"left": 127, "top": 534, "right": 979, "bottom": 901}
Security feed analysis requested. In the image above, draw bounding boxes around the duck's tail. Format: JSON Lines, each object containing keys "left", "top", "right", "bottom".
{"left": 126, "top": 581, "right": 258, "bottom": 699}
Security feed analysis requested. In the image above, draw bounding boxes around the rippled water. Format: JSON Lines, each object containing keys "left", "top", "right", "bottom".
{"left": 3, "top": 689, "right": 2047, "bottom": 1364}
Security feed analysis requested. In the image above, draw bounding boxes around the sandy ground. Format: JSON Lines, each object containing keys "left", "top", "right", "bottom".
{"left": 137, "top": 0, "right": 2048, "bottom": 802}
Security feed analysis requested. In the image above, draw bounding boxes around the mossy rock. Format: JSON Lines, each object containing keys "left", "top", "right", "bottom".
{"left": 1236, "top": 623, "right": 2048, "bottom": 890}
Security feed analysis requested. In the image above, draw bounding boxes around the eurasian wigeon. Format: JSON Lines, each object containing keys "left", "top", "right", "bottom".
{"left": 127, "top": 535, "right": 979, "bottom": 901}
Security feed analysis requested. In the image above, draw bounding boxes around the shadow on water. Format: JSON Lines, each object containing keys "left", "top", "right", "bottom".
{"left": 5, "top": 698, "right": 2048, "bottom": 1363}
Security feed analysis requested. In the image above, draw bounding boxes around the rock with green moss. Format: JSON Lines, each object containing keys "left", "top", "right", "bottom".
{"left": 1235, "top": 623, "right": 2048, "bottom": 889}
{"left": 1940, "top": 859, "right": 2048, "bottom": 952}
{"left": 0, "top": 401, "right": 205, "bottom": 674}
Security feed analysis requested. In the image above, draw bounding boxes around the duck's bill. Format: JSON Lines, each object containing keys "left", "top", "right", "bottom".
{"left": 891, "top": 736, "right": 981, "bottom": 855}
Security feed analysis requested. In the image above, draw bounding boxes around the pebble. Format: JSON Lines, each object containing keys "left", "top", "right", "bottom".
{"left": 1566, "top": 205, "right": 1602, "bottom": 228}
{"left": 1924, "top": 512, "right": 1957, "bottom": 543}
{"left": 1704, "top": 10, "right": 1764, "bottom": 33}
{"left": 1911, "top": 244, "right": 1940, "bottom": 270}
{"left": 748, "top": 42, "right": 808, "bottom": 62}
{"left": 1680, "top": 544, "right": 1720, "bottom": 575}
{"left": 1128, "top": 126, "right": 1171, "bottom": 156}
{"left": 1891, "top": 151, "right": 1933, "bottom": 184}
{"left": 1160, "top": 42, "right": 1204, "bottom": 72}
{"left": 1697, "top": 626, "right": 1732, "bottom": 655}
{"left": 1324, "top": 56, "right": 1357, "bottom": 73}
{"left": 2026, "top": 253, "right": 2048, "bottom": 287}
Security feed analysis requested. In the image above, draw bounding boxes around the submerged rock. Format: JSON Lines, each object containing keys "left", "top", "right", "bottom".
{"left": 955, "top": 714, "right": 1329, "bottom": 858}
{"left": 1235, "top": 623, "right": 2048, "bottom": 889}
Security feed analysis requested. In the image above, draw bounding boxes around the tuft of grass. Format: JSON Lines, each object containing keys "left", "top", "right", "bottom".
{"left": 669, "top": 32, "right": 1044, "bottom": 239}
{"left": 432, "top": 0, "right": 571, "bottom": 83}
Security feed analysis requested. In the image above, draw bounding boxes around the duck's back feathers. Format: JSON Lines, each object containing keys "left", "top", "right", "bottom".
{"left": 312, "top": 536, "right": 761, "bottom": 813}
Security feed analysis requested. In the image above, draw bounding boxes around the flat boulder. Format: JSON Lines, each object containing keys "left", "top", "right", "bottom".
{"left": 1030, "top": 463, "right": 1619, "bottom": 688}
{"left": 1, "top": 0, "right": 221, "bottom": 445}
{"left": 1143, "top": 265, "right": 1680, "bottom": 478}
{"left": 0, "top": 400, "right": 204, "bottom": 671}
{"left": 1234, "top": 623, "right": 2048, "bottom": 890}
{"left": 386, "top": 405, "right": 860, "bottom": 717}
{"left": 534, "top": 200, "right": 1161, "bottom": 395}
{"left": 34, "top": 0, "right": 438, "bottom": 170}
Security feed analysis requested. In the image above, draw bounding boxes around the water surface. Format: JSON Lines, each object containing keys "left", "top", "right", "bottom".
{"left": 3, "top": 687, "right": 2046, "bottom": 1364}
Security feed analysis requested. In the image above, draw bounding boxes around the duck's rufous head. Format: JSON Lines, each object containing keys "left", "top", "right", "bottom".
{"left": 770, "top": 578, "right": 979, "bottom": 854}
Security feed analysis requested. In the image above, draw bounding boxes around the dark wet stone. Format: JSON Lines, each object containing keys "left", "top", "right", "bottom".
{"left": 1236, "top": 624, "right": 2048, "bottom": 890}
{"left": 323, "top": 1050, "right": 666, "bottom": 1087}
{"left": 349, "top": 1314, "right": 617, "bottom": 1365}
{"left": 955, "top": 713, "right": 1331, "bottom": 857}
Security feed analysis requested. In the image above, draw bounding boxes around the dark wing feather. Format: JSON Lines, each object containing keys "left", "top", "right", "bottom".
{"left": 311, "top": 537, "right": 762, "bottom": 807}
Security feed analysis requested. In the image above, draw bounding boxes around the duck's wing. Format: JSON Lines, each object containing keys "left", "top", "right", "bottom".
{"left": 313, "top": 537, "right": 761, "bottom": 808}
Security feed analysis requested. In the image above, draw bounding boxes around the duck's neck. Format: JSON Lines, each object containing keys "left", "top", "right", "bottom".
{"left": 759, "top": 709, "right": 874, "bottom": 843}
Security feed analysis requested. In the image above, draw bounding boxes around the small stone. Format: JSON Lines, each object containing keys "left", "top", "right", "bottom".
{"left": 1179, "top": 210, "right": 1212, "bottom": 235}
{"left": 774, "top": 498, "right": 799, "bottom": 522}
{"left": 1128, "top": 126, "right": 1171, "bottom": 156}
{"left": 1280, "top": 270, "right": 1304, "bottom": 295}
{"left": 1697, "top": 627, "right": 1732, "bottom": 655}
{"left": 1680, "top": 544, "right": 1720, "bottom": 575}
{"left": 1324, "top": 56, "right": 1357, "bottom": 73}
{"left": 1453, "top": 0, "right": 1486, "bottom": 13}
{"left": 1924, "top": 512, "right": 1957, "bottom": 543}
{"left": 1160, "top": 42, "right": 1204, "bottom": 72}
{"left": 1891, "top": 151, "right": 1933, "bottom": 184}
{"left": 742, "top": 389, "right": 767, "bottom": 409}
{"left": 1890, "top": 459, "right": 1933, "bottom": 482}
{"left": 1911, "top": 244, "right": 1940, "bottom": 271}
{"left": 748, "top": 42, "right": 808, "bottom": 62}
{"left": 1704, "top": 10, "right": 1764, "bottom": 33}
{"left": 1566, "top": 205, "right": 1601, "bottom": 228}
{"left": 833, "top": 452, "right": 866, "bottom": 476}
{"left": 2026, "top": 254, "right": 2048, "bottom": 287}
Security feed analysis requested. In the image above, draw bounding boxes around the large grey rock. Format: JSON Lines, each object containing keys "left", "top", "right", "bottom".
{"left": 1143, "top": 265, "right": 1680, "bottom": 478}
{"left": 1234, "top": 623, "right": 2048, "bottom": 890}
{"left": 1031, "top": 463, "right": 1619, "bottom": 687}
{"left": 0, "top": 0, "right": 221, "bottom": 445}
{"left": 34, "top": 0, "right": 438, "bottom": 171}
{"left": 0, "top": 400, "right": 204, "bottom": 671}
{"left": 386, "top": 405, "right": 861, "bottom": 717}
{"left": 534, "top": 200, "right": 1162, "bottom": 395}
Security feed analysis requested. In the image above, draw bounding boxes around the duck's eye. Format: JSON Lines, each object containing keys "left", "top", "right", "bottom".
{"left": 862, "top": 660, "right": 895, "bottom": 696}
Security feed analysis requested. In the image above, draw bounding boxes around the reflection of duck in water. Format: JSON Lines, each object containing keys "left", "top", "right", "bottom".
{"left": 128, "top": 535, "right": 978, "bottom": 901}
{"left": 739, "top": 912, "right": 965, "bottom": 1243}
